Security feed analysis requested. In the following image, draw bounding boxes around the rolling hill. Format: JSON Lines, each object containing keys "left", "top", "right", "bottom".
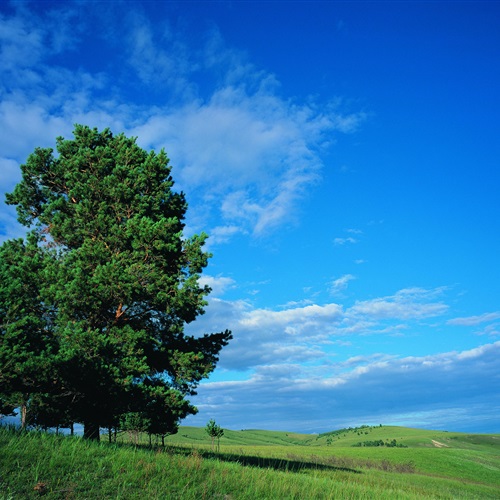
{"left": 165, "top": 424, "right": 500, "bottom": 451}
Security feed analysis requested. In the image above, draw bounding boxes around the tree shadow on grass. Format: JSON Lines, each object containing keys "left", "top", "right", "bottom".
{"left": 109, "top": 441, "right": 362, "bottom": 474}
{"left": 158, "top": 445, "right": 362, "bottom": 474}
{"left": 209, "top": 451, "right": 362, "bottom": 474}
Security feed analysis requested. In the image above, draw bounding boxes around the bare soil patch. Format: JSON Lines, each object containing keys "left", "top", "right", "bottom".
{"left": 431, "top": 440, "right": 449, "bottom": 448}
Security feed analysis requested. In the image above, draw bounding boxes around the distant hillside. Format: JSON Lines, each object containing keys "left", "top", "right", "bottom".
{"left": 165, "top": 426, "right": 316, "bottom": 446}
{"left": 164, "top": 424, "right": 500, "bottom": 451}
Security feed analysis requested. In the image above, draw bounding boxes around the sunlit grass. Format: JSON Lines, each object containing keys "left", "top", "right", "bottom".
{"left": 1, "top": 425, "right": 499, "bottom": 499}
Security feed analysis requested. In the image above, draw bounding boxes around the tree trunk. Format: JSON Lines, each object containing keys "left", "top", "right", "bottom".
{"left": 83, "top": 422, "right": 100, "bottom": 441}
{"left": 21, "top": 403, "right": 27, "bottom": 429}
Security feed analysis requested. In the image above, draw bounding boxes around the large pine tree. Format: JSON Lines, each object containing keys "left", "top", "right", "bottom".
{"left": 1, "top": 125, "right": 231, "bottom": 440}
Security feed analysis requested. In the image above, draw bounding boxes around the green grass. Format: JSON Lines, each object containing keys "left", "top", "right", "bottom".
{"left": 1, "top": 425, "right": 499, "bottom": 499}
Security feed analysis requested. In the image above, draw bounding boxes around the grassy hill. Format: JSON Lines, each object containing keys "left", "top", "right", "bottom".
{"left": 1, "top": 424, "right": 499, "bottom": 498}
{"left": 165, "top": 426, "right": 316, "bottom": 446}
{"left": 166, "top": 423, "right": 500, "bottom": 451}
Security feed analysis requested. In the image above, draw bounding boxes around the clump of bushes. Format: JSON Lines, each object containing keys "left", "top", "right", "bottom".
{"left": 352, "top": 439, "right": 407, "bottom": 448}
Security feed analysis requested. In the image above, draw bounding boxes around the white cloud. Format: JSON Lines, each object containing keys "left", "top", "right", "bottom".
{"left": 240, "top": 303, "right": 343, "bottom": 329}
{"left": 348, "top": 287, "right": 448, "bottom": 320}
{"left": 186, "top": 285, "right": 454, "bottom": 374}
{"left": 133, "top": 84, "right": 362, "bottom": 236}
{"left": 475, "top": 323, "right": 500, "bottom": 336}
{"left": 124, "top": 23, "right": 369, "bottom": 237}
{"left": 334, "top": 236, "right": 357, "bottom": 246}
{"left": 0, "top": 100, "right": 70, "bottom": 160}
{"left": 125, "top": 14, "right": 196, "bottom": 99}
{"left": 199, "top": 275, "right": 236, "bottom": 297}
{"left": 330, "top": 274, "right": 355, "bottom": 295}
{"left": 0, "top": 157, "right": 21, "bottom": 192}
{"left": 0, "top": 5, "right": 365, "bottom": 243}
{"left": 206, "top": 225, "right": 244, "bottom": 246}
{"left": 0, "top": 10, "right": 44, "bottom": 72}
{"left": 186, "top": 341, "right": 500, "bottom": 433}
{"left": 187, "top": 298, "right": 345, "bottom": 371}
{"left": 447, "top": 311, "right": 500, "bottom": 326}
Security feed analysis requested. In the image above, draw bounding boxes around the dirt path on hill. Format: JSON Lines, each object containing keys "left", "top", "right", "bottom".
{"left": 431, "top": 440, "right": 449, "bottom": 448}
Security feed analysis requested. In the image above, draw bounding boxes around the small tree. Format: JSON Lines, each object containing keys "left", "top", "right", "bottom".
{"left": 205, "top": 418, "right": 224, "bottom": 452}
{"left": 120, "top": 412, "right": 150, "bottom": 446}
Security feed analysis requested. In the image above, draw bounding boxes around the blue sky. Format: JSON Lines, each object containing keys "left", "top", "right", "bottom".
{"left": 1, "top": 1, "right": 499, "bottom": 434}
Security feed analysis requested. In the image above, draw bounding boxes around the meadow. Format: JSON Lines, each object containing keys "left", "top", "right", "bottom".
{"left": 1, "top": 424, "right": 499, "bottom": 499}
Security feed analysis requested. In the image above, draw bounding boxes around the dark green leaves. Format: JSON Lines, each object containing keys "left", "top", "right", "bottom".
{"left": 1, "top": 125, "right": 232, "bottom": 439}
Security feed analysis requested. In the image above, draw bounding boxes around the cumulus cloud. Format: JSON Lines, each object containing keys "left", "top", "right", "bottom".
{"left": 186, "top": 284, "right": 455, "bottom": 374}
{"left": 240, "top": 303, "right": 343, "bottom": 329}
{"left": 187, "top": 299, "right": 345, "bottom": 371}
{"left": 199, "top": 275, "right": 236, "bottom": 297}
{"left": 186, "top": 341, "right": 500, "bottom": 433}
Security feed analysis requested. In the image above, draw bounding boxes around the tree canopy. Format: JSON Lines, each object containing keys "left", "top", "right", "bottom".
{"left": 0, "top": 125, "right": 232, "bottom": 440}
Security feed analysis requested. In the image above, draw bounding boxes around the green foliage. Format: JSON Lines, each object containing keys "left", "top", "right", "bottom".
{"left": 205, "top": 418, "right": 224, "bottom": 451}
{"left": 119, "top": 412, "right": 150, "bottom": 445}
{"left": 0, "top": 125, "right": 231, "bottom": 439}
{"left": 0, "top": 234, "right": 56, "bottom": 427}
{"left": 319, "top": 424, "right": 376, "bottom": 439}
